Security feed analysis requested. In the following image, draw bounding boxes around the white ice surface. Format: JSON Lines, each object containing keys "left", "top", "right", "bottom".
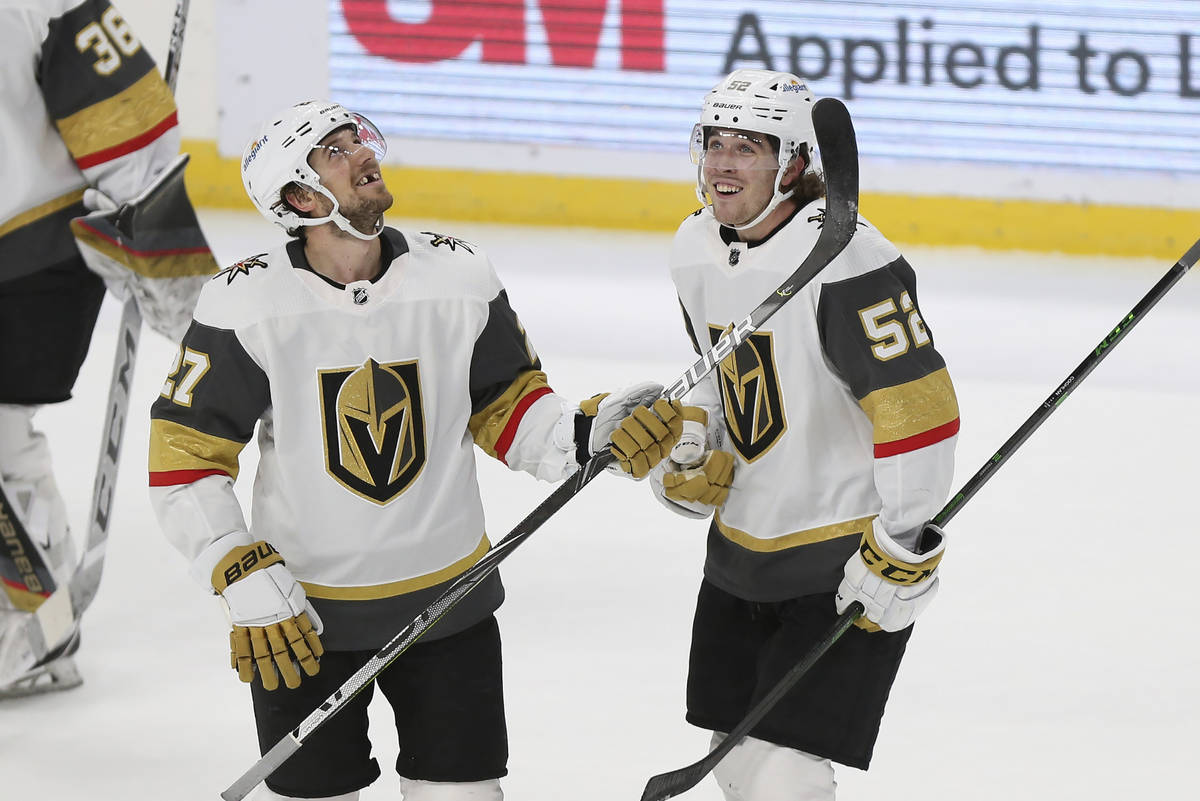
{"left": 2, "top": 210, "right": 1198, "bottom": 800}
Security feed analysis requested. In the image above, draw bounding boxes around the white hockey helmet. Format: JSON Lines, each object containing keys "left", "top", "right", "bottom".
{"left": 241, "top": 100, "right": 388, "bottom": 240}
{"left": 691, "top": 69, "right": 816, "bottom": 230}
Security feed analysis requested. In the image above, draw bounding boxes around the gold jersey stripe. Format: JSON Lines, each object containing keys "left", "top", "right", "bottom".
{"left": 0, "top": 188, "right": 85, "bottom": 239}
{"left": 55, "top": 69, "right": 175, "bottom": 161}
{"left": 469, "top": 370, "right": 552, "bottom": 459}
{"left": 859, "top": 368, "right": 959, "bottom": 445}
{"left": 148, "top": 418, "right": 245, "bottom": 481}
{"left": 300, "top": 534, "right": 491, "bottom": 600}
{"left": 71, "top": 217, "right": 218, "bottom": 278}
{"left": 715, "top": 513, "right": 875, "bottom": 552}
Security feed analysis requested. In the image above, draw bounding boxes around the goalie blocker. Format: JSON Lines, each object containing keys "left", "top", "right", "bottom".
{"left": 70, "top": 152, "right": 219, "bottom": 342}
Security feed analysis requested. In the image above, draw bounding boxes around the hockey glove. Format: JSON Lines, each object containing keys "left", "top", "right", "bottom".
{"left": 579, "top": 382, "right": 686, "bottom": 479}
{"left": 835, "top": 519, "right": 945, "bottom": 632}
{"left": 660, "top": 408, "right": 734, "bottom": 507}
{"left": 212, "top": 541, "right": 324, "bottom": 691}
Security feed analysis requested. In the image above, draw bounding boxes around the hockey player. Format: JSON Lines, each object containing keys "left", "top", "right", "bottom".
{"left": 0, "top": 0, "right": 215, "bottom": 697}
{"left": 149, "top": 100, "right": 688, "bottom": 801}
{"left": 648, "top": 70, "right": 960, "bottom": 800}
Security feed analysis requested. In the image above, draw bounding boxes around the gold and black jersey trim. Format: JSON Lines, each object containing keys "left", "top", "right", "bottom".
{"left": 468, "top": 288, "right": 549, "bottom": 463}
{"left": 150, "top": 321, "right": 270, "bottom": 443}
{"left": 41, "top": 1, "right": 175, "bottom": 167}
{"left": 300, "top": 533, "right": 491, "bottom": 601}
{"left": 71, "top": 206, "right": 217, "bottom": 279}
{"left": 56, "top": 70, "right": 176, "bottom": 168}
{"left": 714, "top": 513, "right": 875, "bottom": 553}
{"left": 469, "top": 369, "right": 553, "bottom": 462}
{"left": 860, "top": 367, "right": 960, "bottom": 457}
{"left": 818, "top": 257, "right": 948, "bottom": 398}
{"left": 0, "top": 190, "right": 88, "bottom": 281}
{"left": 148, "top": 418, "right": 246, "bottom": 485}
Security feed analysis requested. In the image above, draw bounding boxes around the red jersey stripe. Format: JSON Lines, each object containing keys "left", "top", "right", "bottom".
{"left": 149, "top": 467, "right": 229, "bottom": 487}
{"left": 74, "top": 111, "right": 178, "bottom": 169}
{"left": 875, "top": 417, "right": 960, "bottom": 458}
{"left": 494, "top": 386, "right": 554, "bottom": 465}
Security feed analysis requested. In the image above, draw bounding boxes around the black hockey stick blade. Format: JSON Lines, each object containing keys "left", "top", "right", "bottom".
{"left": 642, "top": 234, "right": 1200, "bottom": 801}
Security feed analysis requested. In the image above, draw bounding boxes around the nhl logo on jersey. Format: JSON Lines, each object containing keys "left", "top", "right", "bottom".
{"left": 728, "top": 247, "right": 741, "bottom": 267}
{"left": 318, "top": 358, "right": 426, "bottom": 504}
{"left": 352, "top": 287, "right": 369, "bottom": 305}
{"left": 708, "top": 324, "right": 787, "bottom": 462}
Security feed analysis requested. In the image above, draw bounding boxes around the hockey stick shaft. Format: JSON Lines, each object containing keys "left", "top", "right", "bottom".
{"left": 221, "top": 97, "right": 861, "bottom": 801}
{"left": 640, "top": 235, "right": 1200, "bottom": 801}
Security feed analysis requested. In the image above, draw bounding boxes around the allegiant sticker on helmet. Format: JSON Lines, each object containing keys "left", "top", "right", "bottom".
{"left": 243, "top": 136, "right": 268, "bottom": 170}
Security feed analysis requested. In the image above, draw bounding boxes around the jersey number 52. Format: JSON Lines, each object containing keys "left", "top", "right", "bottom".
{"left": 858, "top": 291, "right": 930, "bottom": 361}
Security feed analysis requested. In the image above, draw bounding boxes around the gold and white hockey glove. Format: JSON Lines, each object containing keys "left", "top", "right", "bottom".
{"left": 835, "top": 519, "right": 945, "bottom": 632}
{"left": 649, "top": 407, "right": 733, "bottom": 518}
{"left": 578, "top": 382, "right": 687, "bottom": 479}
{"left": 660, "top": 408, "right": 734, "bottom": 507}
{"left": 211, "top": 541, "right": 324, "bottom": 691}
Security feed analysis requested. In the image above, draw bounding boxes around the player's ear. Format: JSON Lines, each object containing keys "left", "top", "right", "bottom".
{"left": 283, "top": 183, "right": 317, "bottom": 213}
{"left": 782, "top": 154, "right": 806, "bottom": 185}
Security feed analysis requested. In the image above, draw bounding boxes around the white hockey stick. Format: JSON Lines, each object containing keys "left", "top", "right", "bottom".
{"left": 220, "top": 97, "right": 860, "bottom": 801}
{"left": 8, "top": 0, "right": 192, "bottom": 671}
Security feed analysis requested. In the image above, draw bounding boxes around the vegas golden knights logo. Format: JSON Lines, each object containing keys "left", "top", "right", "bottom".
{"left": 318, "top": 358, "right": 426, "bottom": 504}
{"left": 709, "top": 324, "right": 786, "bottom": 462}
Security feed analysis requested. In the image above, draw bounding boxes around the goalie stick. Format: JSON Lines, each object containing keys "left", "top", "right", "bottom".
{"left": 220, "top": 96, "right": 860, "bottom": 801}
{"left": 639, "top": 234, "right": 1200, "bottom": 801}
{"left": 3, "top": 0, "right": 193, "bottom": 676}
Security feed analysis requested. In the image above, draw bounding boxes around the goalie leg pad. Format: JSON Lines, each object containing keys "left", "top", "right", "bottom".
{"left": 711, "top": 733, "right": 836, "bottom": 801}
{"left": 0, "top": 404, "right": 76, "bottom": 588}
{"left": 400, "top": 778, "right": 503, "bottom": 800}
{"left": 0, "top": 628, "right": 82, "bottom": 699}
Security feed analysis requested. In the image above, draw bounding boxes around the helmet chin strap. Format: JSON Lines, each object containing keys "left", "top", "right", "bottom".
{"left": 698, "top": 164, "right": 795, "bottom": 232}
{"left": 728, "top": 184, "right": 794, "bottom": 231}
{"left": 296, "top": 185, "right": 384, "bottom": 240}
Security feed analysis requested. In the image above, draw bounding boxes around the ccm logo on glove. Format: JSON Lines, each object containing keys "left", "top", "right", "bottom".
{"left": 858, "top": 537, "right": 940, "bottom": 585}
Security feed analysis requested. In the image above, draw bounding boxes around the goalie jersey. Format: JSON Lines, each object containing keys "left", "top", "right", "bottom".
{"left": 149, "top": 229, "right": 575, "bottom": 650}
{"left": 670, "top": 202, "right": 959, "bottom": 602}
{"left": 0, "top": 0, "right": 179, "bottom": 282}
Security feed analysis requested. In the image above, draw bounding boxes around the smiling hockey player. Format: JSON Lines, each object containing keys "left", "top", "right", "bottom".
{"left": 648, "top": 69, "right": 960, "bottom": 800}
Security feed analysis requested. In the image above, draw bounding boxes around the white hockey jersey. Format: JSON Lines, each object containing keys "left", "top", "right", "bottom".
{"left": 149, "top": 229, "right": 579, "bottom": 649}
{"left": 0, "top": 0, "right": 179, "bottom": 282}
{"left": 669, "top": 202, "right": 959, "bottom": 602}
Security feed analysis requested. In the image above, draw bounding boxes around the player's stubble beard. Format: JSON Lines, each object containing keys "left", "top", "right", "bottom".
{"left": 342, "top": 184, "right": 394, "bottom": 235}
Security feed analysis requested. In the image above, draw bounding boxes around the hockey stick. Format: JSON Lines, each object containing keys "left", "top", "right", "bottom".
{"left": 220, "top": 97, "right": 860, "bottom": 801}
{"left": 7, "top": 0, "right": 193, "bottom": 671}
{"left": 639, "top": 234, "right": 1200, "bottom": 801}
